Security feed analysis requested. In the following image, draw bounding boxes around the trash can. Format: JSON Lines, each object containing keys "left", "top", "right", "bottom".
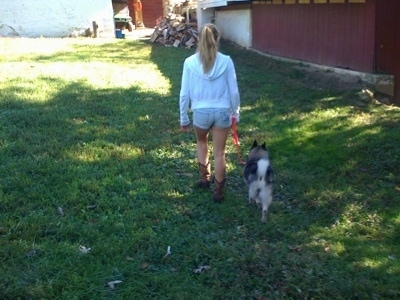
{"left": 115, "top": 29, "right": 122, "bottom": 39}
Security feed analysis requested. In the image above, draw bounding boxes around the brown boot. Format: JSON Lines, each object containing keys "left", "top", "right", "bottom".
{"left": 213, "top": 178, "right": 226, "bottom": 203}
{"left": 198, "top": 162, "right": 211, "bottom": 188}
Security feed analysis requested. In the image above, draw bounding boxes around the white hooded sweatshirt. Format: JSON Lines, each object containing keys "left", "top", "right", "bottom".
{"left": 179, "top": 52, "right": 240, "bottom": 126}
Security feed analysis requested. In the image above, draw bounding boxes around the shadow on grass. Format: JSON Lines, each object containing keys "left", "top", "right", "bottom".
{"left": 0, "top": 68, "right": 259, "bottom": 297}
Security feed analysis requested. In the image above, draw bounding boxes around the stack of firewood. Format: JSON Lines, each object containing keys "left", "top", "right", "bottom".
{"left": 150, "top": 17, "right": 198, "bottom": 48}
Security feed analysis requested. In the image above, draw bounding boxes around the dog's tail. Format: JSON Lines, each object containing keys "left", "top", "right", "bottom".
{"left": 256, "top": 159, "right": 273, "bottom": 185}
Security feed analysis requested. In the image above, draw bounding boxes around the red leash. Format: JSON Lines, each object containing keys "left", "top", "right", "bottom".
{"left": 231, "top": 117, "right": 246, "bottom": 165}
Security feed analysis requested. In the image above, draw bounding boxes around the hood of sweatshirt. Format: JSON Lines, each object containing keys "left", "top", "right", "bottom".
{"left": 186, "top": 52, "right": 230, "bottom": 80}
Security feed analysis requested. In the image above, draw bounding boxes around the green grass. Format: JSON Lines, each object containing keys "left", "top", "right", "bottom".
{"left": 1, "top": 37, "right": 399, "bottom": 299}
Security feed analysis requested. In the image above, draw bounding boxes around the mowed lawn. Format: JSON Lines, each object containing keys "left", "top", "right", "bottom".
{"left": 0, "top": 36, "right": 399, "bottom": 299}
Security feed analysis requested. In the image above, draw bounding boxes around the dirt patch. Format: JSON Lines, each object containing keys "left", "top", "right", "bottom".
{"left": 293, "top": 65, "right": 366, "bottom": 93}
{"left": 243, "top": 44, "right": 368, "bottom": 96}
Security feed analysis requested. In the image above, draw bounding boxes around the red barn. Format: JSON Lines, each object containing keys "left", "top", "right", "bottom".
{"left": 127, "top": 0, "right": 164, "bottom": 28}
{"left": 251, "top": 0, "right": 400, "bottom": 104}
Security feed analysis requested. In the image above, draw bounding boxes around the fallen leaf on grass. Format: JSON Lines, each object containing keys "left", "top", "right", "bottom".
{"left": 107, "top": 280, "right": 122, "bottom": 289}
{"left": 79, "top": 245, "right": 91, "bottom": 254}
{"left": 126, "top": 256, "right": 135, "bottom": 261}
{"left": 288, "top": 246, "right": 301, "bottom": 252}
{"left": 175, "top": 172, "right": 194, "bottom": 178}
{"left": 193, "top": 265, "right": 210, "bottom": 274}
{"left": 140, "top": 262, "right": 149, "bottom": 269}
{"left": 57, "top": 206, "right": 64, "bottom": 216}
{"left": 163, "top": 246, "right": 171, "bottom": 258}
{"left": 25, "top": 250, "right": 38, "bottom": 258}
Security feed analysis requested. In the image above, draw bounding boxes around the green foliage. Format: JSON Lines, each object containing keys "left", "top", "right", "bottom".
{"left": 0, "top": 38, "right": 399, "bottom": 299}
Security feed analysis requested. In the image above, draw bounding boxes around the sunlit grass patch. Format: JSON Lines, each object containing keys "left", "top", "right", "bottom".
{"left": 0, "top": 62, "right": 171, "bottom": 94}
{"left": 70, "top": 141, "right": 143, "bottom": 162}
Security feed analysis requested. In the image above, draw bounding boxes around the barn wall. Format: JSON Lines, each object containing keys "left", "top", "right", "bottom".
{"left": 252, "top": 1, "right": 376, "bottom": 73}
{"left": 376, "top": 0, "right": 400, "bottom": 104}
{"left": 141, "top": 0, "right": 164, "bottom": 28}
{"left": 0, "top": 0, "right": 115, "bottom": 38}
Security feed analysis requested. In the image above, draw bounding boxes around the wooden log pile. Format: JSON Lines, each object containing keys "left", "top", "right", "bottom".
{"left": 150, "top": 17, "right": 198, "bottom": 49}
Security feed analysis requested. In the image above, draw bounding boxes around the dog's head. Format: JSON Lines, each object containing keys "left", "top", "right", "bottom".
{"left": 248, "top": 140, "right": 269, "bottom": 160}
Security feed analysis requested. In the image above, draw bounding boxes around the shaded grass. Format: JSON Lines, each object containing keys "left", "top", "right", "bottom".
{"left": 0, "top": 37, "right": 399, "bottom": 299}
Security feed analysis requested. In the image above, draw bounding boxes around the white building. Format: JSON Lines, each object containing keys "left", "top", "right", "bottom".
{"left": 197, "top": 0, "right": 252, "bottom": 48}
{"left": 0, "top": 0, "right": 115, "bottom": 38}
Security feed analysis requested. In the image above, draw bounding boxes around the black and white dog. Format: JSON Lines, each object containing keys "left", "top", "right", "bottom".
{"left": 243, "top": 140, "right": 273, "bottom": 223}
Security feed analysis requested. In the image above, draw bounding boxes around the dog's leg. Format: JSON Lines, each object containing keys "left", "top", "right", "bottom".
{"left": 256, "top": 197, "right": 261, "bottom": 209}
{"left": 260, "top": 188, "right": 273, "bottom": 223}
{"left": 261, "top": 201, "right": 269, "bottom": 223}
{"left": 248, "top": 184, "right": 257, "bottom": 204}
{"left": 261, "top": 211, "right": 267, "bottom": 223}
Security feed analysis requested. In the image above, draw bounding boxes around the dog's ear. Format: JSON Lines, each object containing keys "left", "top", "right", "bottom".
{"left": 252, "top": 140, "right": 258, "bottom": 149}
{"left": 261, "top": 142, "right": 267, "bottom": 150}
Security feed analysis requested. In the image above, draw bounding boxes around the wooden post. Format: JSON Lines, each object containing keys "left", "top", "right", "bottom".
{"left": 92, "top": 21, "right": 98, "bottom": 38}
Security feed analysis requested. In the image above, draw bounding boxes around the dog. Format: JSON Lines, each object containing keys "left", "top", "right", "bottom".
{"left": 243, "top": 140, "right": 273, "bottom": 223}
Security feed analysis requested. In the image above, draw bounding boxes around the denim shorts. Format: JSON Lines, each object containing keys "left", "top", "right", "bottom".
{"left": 193, "top": 108, "right": 231, "bottom": 129}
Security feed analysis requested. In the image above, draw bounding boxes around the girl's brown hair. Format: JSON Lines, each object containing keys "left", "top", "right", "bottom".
{"left": 197, "top": 23, "right": 220, "bottom": 73}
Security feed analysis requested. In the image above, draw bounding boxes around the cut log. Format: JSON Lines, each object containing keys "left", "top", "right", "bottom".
{"left": 150, "top": 16, "right": 198, "bottom": 48}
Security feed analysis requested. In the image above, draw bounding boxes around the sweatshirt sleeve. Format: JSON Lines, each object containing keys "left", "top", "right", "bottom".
{"left": 179, "top": 60, "right": 191, "bottom": 126}
{"left": 227, "top": 58, "right": 240, "bottom": 121}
